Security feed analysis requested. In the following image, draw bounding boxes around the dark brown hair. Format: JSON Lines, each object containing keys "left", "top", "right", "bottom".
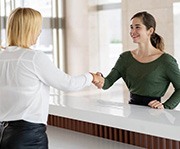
{"left": 131, "top": 11, "right": 164, "bottom": 51}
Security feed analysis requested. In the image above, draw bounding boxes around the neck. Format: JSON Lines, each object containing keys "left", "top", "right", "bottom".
{"left": 136, "top": 42, "right": 157, "bottom": 57}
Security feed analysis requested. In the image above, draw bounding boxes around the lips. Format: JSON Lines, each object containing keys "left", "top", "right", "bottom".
{"left": 131, "top": 35, "right": 140, "bottom": 43}
{"left": 131, "top": 34, "right": 139, "bottom": 38}
{"left": 132, "top": 36, "right": 139, "bottom": 40}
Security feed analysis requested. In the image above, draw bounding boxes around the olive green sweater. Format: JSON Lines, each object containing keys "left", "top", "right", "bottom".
{"left": 103, "top": 51, "right": 180, "bottom": 109}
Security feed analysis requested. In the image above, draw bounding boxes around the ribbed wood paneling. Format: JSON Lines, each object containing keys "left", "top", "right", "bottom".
{"left": 48, "top": 114, "right": 180, "bottom": 149}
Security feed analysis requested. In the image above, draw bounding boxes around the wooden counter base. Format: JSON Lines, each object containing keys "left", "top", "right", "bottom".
{"left": 48, "top": 114, "right": 180, "bottom": 149}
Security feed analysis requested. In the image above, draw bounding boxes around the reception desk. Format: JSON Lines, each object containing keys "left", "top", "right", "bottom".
{"left": 48, "top": 88, "right": 180, "bottom": 149}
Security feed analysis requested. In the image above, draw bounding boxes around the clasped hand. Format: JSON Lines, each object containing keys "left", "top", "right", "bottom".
{"left": 91, "top": 72, "right": 104, "bottom": 89}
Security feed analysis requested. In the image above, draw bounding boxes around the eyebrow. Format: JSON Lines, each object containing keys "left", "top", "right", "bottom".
{"left": 130, "top": 24, "right": 141, "bottom": 27}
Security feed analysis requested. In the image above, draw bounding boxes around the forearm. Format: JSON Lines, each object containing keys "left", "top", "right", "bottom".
{"left": 102, "top": 69, "right": 121, "bottom": 90}
{"left": 34, "top": 52, "right": 93, "bottom": 91}
{"left": 163, "top": 89, "right": 180, "bottom": 109}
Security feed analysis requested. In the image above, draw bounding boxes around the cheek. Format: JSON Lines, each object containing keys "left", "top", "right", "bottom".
{"left": 129, "top": 31, "right": 132, "bottom": 36}
{"left": 140, "top": 31, "right": 149, "bottom": 37}
{"left": 146, "top": 30, "right": 152, "bottom": 36}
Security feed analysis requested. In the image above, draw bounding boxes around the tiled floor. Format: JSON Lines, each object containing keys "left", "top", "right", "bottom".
{"left": 47, "top": 125, "right": 144, "bottom": 149}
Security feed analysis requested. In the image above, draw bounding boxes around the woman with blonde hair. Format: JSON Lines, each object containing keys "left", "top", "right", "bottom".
{"left": 0, "top": 7, "right": 101, "bottom": 149}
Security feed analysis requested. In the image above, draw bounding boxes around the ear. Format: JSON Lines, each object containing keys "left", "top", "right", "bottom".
{"left": 148, "top": 27, "right": 154, "bottom": 36}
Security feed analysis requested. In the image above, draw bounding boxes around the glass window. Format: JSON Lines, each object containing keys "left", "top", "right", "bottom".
{"left": 21, "top": 0, "right": 52, "bottom": 17}
{"left": 0, "top": 0, "right": 64, "bottom": 62}
{"left": 98, "top": 0, "right": 122, "bottom": 5}
{"left": 0, "top": 0, "right": 64, "bottom": 95}
{"left": 98, "top": 1, "right": 122, "bottom": 77}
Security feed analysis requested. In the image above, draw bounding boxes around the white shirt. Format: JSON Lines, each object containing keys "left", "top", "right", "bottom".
{"left": 0, "top": 46, "right": 93, "bottom": 124}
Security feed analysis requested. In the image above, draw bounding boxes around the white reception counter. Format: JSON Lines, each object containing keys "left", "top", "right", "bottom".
{"left": 49, "top": 87, "right": 180, "bottom": 142}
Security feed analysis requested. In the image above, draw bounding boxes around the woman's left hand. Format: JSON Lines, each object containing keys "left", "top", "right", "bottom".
{"left": 148, "top": 100, "right": 164, "bottom": 109}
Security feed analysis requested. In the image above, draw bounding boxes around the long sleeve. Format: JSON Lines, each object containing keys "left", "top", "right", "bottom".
{"left": 0, "top": 47, "right": 94, "bottom": 124}
{"left": 103, "top": 69, "right": 121, "bottom": 89}
{"left": 102, "top": 53, "right": 127, "bottom": 90}
{"left": 163, "top": 56, "right": 180, "bottom": 109}
{"left": 33, "top": 51, "right": 93, "bottom": 91}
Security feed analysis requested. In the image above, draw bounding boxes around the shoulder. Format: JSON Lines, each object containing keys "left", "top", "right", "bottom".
{"left": 118, "top": 51, "right": 131, "bottom": 60}
{"left": 22, "top": 48, "right": 48, "bottom": 61}
{"left": 162, "top": 53, "right": 177, "bottom": 63}
{"left": 162, "top": 53, "right": 179, "bottom": 68}
{"left": 114, "top": 51, "right": 131, "bottom": 68}
{"left": 120, "top": 51, "right": 131, "bottom": 56}
{"left": 26, "top": 48, "right": 46, "bottom": 57}
{"left": 27, "top": 48, "right": 44, "bottom": 55}
{"left": 114, "top": 51, "right": 131, "bottom": 63}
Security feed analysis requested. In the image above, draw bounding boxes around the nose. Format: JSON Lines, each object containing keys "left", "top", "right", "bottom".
{"left": 130, "top": 28, "right": 136, "bottom": 36}
{"left": 130, "top": 30, "right": 134, "bottom": 36}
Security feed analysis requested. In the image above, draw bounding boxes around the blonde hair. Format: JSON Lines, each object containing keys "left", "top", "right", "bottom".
{"left": 6, "top": 7, "right": 42, "bottom": 48}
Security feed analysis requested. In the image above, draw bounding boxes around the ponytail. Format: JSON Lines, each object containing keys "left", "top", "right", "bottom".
{"left": 150, "top": 33, "right": 164, "bottom": 51}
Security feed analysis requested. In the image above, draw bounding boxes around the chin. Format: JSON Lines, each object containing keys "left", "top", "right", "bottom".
{"left": 133, "top": 40, "right": 138, "bottom": 43}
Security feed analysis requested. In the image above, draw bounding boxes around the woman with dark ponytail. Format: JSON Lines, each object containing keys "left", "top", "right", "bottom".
{"left": 93, "top": 11, "right": 180, "bottom": 109}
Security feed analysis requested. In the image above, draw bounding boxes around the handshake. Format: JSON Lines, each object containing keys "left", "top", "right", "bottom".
{"left": 90, "top": 72, "right": 105, "bottom": 89}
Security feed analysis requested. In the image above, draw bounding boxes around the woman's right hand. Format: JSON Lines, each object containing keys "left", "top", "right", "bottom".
{"left": 91, "top": 72, "right": 105, "bottom": 89}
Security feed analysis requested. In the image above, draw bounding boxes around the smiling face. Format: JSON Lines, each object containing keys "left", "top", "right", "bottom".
{"left": 130, "top": 17, "right": 153, "bottom": 44}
